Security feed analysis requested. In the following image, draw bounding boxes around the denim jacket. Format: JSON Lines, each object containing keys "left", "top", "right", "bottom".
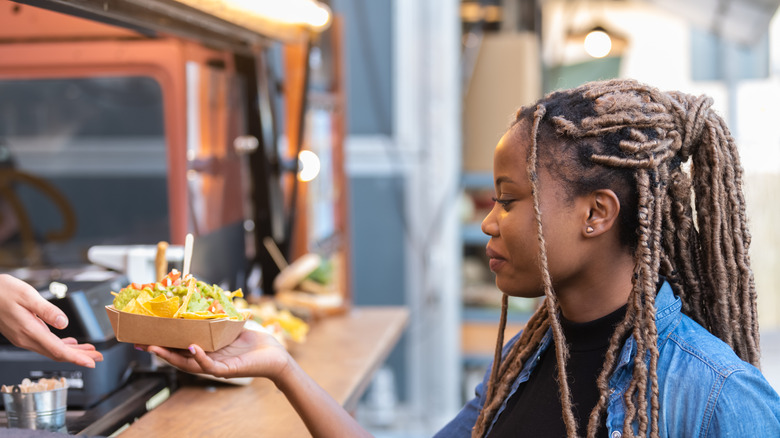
{"left": 435, "top": 282, "right": 780, "bottom": 437}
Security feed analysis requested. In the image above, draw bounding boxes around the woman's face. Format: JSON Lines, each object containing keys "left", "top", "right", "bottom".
{"left": 481, "top": 121, "right": 590, "bottom": 298}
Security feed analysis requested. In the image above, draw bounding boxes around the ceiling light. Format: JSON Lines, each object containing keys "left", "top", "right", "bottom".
{"left": 298, "top": 150, "right": 321, "bottom": 182}
{"left": 568, "top": 24, "right": 628, "bottom": 59}
{"left": 173, "top": 0, "right": 332, "bottom": 42}
{"left": 584, "top": 27, "right": 612, "bottom": 58}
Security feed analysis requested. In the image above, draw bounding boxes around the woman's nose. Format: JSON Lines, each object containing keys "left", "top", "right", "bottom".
{"left": 481, "top": 207, "right": 498, "bottom": 237}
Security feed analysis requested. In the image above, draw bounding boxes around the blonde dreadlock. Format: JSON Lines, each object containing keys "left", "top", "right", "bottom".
{"left": 472, "top": 79, "right": 760, "bottom": 438}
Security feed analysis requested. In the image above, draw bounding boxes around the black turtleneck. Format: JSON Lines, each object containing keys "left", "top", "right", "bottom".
{"left": 487, "top": 304, "right": 627, "bottom": 438}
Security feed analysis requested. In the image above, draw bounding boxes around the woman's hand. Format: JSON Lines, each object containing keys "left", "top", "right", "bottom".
{"left": 0, "top": 274, "right": 103, "bottom": 367}
{"left": 143, "top": 329, "right": 292, "bottom": 382}
{"left": 144, "top": 326, "right": 373, "bottom": 438}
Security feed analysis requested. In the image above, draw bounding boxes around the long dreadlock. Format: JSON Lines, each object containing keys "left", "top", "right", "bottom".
{"left": 472, "top": 79, "right": 760, "bottom": 438}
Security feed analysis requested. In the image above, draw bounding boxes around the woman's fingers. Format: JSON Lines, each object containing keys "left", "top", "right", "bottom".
{"left": 147, "top": 345, "right": 204, "bottom": 374}
{"left": 145, "top": 344, "right": 235, "bottom": 378}
{"left": 5, "top": 274, "right": 68, "bottom": 330}
{"left": 37, "top": 334, "right": 101, "bottom": 367}
{"left": 33, "top": 299, "right": 69, "bottom": 330}
{"left": 189, "top": 345, "right": 222, "bottom": 374}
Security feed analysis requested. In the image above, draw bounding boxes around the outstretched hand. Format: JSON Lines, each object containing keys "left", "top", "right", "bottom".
{"left": 143, "top": 329, "right": 292, "bottom": 382}
{"left": 144, "top": 325, "right": 373, "bottom": 438}
{"left": 0, "top": 274, "right": 103, "bottom": 367}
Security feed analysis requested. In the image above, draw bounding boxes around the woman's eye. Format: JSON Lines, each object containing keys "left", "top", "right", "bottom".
{"left": 491, "top": 197, "right": 514, "bottom": 209}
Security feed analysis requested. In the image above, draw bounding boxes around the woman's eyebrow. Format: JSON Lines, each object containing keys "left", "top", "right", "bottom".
{"left": 494, "top": 176, "right": 515, "bottom": 186}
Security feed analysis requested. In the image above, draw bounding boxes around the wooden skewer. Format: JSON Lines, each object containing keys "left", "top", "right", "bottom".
{"left": 182, "top": 233, "right": 194, "bottom": 279}
{"left": 155, "top": 241, "right": 169, "bottom": 282}
{"left": 263, "top": 236, "right": 289, "bottom": 270}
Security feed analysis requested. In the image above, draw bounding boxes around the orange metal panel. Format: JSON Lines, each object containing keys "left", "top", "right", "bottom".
{"left": 187, "top": 59, "right": 246, "bottom": 236}
{"left": 0, "top": 38, "right": 191, "bottom": 244}
{"left": 282, "top": 38, "right": 310, "bottom": 261}
{"left": 0, "top": 29, "right": 246, "bottom": 246}
{"left": 281, "top": 17, "right": 352, "bottom": 306}
{"left": 329, "top": 17, "right": 352, "bottom": 304}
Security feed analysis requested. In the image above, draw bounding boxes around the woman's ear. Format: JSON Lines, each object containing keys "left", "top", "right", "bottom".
{"left": 583, "top": 189, "right": 621, "bottom": 238}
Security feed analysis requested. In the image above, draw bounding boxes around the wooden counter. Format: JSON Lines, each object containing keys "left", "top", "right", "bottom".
{"left": 117, "top": 306, "right": 409, "bottom": 437}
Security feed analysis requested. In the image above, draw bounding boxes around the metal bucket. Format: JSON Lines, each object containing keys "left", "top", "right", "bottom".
{"left": 2, "top": 386, "right": 67, "bottom": 432}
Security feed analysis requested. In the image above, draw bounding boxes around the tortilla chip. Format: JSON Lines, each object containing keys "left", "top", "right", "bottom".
{"left": 180, "top": 311, "right": 228, "bottom": 320}
{"left": 173, "top": 278, "right": 196, "bottom": 318}
{"left": 143, "top": 295, "right": 180, "bottom": 318}
{"left": 135, "top": 290, "right": 154, "bottom": 306}
{"left": 123, "top": 298, "right": 155, "bottom": 316}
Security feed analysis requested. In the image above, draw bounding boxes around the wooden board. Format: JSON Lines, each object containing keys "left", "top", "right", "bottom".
{"left": 118, "top": 306, "right": 409, "bottom": 437}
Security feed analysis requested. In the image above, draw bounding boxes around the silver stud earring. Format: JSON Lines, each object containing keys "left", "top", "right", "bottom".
{"left": 586, "top": 226, "right": 594, "bottom": 233}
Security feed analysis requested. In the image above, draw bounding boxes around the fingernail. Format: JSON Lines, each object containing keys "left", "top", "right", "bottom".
{"left": 55, "top": 315, "right": 67, "bottom": 329}
{"left": 135, "top": 346, "right": 143, "bottom": 351}
{"left": 188, "top": 346, "right": 196, "bottom": 354}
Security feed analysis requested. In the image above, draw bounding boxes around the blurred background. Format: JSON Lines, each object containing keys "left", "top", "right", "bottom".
{"left": 330, "top": 0, "right": 780, "bottom": 436}
{"left": 1, "top": 0, "right": 779, "bottom": 436}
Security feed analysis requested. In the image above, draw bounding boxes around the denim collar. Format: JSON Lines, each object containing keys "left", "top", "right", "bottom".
{"left": 610, "top": 280, "right": 680, "bottom": 383}
{"left": 521, "top": 281, "right": 681, "bottom": 380}
{"left": 653, "top": 280, "right": 682, "bottom": 339}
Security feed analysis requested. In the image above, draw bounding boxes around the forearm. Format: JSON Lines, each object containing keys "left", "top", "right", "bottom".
{"left": 274, "top": 358, "right": 373, "bottom": 438}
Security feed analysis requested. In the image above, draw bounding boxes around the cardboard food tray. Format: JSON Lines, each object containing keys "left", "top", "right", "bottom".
{"left": 105, "top": 306, "right": 246, "bottom": 352}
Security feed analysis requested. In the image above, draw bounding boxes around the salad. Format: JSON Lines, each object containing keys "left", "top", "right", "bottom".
{"left": 111, "top": 269, "right": 246, "bottom": 320}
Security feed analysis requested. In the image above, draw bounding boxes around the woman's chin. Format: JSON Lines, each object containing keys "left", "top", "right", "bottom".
{"left": 494, "top": 279, "right": 544, "bottom": 299}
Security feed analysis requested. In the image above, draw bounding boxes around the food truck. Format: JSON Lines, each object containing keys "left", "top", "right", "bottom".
{"left": 0, "top": 1, "right": 405, "bottom": 435}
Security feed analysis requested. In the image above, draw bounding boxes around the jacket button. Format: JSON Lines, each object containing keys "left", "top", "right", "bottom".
{"left": 611, "top": 432, "right": 621, "bottom": 438}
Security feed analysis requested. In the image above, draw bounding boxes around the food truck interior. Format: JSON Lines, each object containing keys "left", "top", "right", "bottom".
{"left": 0, "top": 0, "right": 349, "bottom": 434}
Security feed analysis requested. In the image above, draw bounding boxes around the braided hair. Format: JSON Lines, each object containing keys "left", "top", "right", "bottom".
{"left": 472, "top": 79, "right": 760, "bottom": 438}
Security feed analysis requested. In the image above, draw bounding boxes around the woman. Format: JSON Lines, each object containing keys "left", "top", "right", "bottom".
{"left": 144, "top": 79, "right": 780, "bottom": 437}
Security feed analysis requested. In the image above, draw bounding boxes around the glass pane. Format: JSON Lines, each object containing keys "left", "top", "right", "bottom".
{"left": 0, "top": 76, "right": 168, "bottom": 273}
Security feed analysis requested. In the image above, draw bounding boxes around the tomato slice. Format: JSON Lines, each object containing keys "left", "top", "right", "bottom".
{"left": 158, "top": 270, "right": 182, "bottom": 287}
{"left": 207, "top": 300, "right": 225, "bottom": 314}
{"left": 129, "top": 282, "right": 155, "bottom": 290}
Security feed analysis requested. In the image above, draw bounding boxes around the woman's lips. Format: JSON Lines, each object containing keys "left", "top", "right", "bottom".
{"left": 488, "top": 258, "right": 505, "bottom": 272}
{"left": 486, "top": 247, "right": 506, "bottom": 272}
